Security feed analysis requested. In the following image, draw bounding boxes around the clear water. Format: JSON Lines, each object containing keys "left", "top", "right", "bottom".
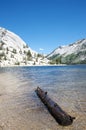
{"left": 0, "top": 65, "right": 86, "bottom": 130}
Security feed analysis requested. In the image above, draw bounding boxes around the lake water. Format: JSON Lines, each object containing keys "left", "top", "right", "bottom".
{"left": 0, "top": 65, "right": 86, "bottom": 130}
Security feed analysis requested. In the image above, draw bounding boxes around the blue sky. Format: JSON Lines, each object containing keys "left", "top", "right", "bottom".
{"left": 0, "top": 0, "right": 86, "bottom": 54}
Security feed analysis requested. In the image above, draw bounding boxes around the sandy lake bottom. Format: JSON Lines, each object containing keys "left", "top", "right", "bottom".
{"left": 0, "top": 66, "right": 86, "bottom": 130}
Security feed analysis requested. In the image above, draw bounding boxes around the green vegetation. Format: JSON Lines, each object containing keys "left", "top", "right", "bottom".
{"left": 77, "top": 50, "right": 86, "bottom": 56}
{"left": 24, "top": 50, "right": 26, "bottom": 54}
{"left": 37, "top": 53, "right": 43, "bottom": 57}
{"left": 0, "top": 40, "right": 5, "bottom": 46}
{"left": 79, "top": 59, "right": 86, "bottom": 64}
{"left": 15, "top": 62, "right": 20, "bottom": 65}
{"left": 49, "top": 52, "right": 86, "bottom": 65}
{"left": 23, "top": 57, "right": 27, "bottom": 64}
{"left": 55, "top": 56, "right": 62, "bottom": 64}
{"left": 19, "top": 50, "right": 22, "bottom": 54}
{"left": 49, "top": 61, "right": 56, "bottom": 64}
{"left": 23, "top": 44, "right": 28, "bottom": 48}
{"left": 33, "top": 61, "right": 36, "bottom": 65}
{"left": 0, "top": 41, "right": 4, "bottom": 50}
{"left": 4, "top": 55, "right": 7, "bottom": 60}
{"left": 0, "top": 52, "right": 5, "bottom": 60}
{"left": 61, "top": 54, "right": 78, "bottom": 64}
{"left": 26, "top": 50, "right": 32, "bottom": 60}
{"left": 49, "top": 55, "right": 62, "bottom": 64}
{"left": 61, "top": 51, "right": 86, "bottom": 64}
{"left": 6, "top": 47, "right": 9, "bottom": 51}
{"left": 27, "top": 50, "right": 32, "bottom": 56}
{"left": 12, "top": 48, "right": 17, "bottom": 54}
{"left": 0, "top": 46, "right": 3, "bottom": 50}
{"left": 11, "top": 54, "right": 14, "bottom": 58}
{"left": 48, "top": 54, "right": 60, "bottom": 60}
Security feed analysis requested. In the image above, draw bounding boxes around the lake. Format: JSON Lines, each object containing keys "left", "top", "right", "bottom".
{"left": 0, "top": 65, "right": 86, "bottom": 130}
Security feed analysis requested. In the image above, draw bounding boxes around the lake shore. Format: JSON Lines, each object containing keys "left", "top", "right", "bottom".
{"left": 0, "top": 64, "right": 68, "bottom": 68}
{"left": 0, "top": 66, "right": 86, "bottom": 130}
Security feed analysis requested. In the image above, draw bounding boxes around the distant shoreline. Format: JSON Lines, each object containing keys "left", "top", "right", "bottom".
{"left": 0, "top": 64, "right": 86, "bottom": 68}
{"left": 0, "top": 64, "right": 67, "bottom": 68}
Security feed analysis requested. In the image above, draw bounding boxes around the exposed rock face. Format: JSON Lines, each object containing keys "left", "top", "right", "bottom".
{"left": 0, "top": 27, "right": 85, "bottom": 66}
{"left": 0, "top": 27, "right": 49, "bottom": 67}
{"left": 47, "top": 39, "right": 86, "bottom": 64}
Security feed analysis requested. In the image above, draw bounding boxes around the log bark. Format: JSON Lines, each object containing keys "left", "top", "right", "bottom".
{"left": 35, "top": 87, "right": 75, "bottom": 126}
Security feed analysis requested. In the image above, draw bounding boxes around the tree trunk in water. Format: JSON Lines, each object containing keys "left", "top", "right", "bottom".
{"left": 35, "top": 87, "right": 75, "bottom": 126}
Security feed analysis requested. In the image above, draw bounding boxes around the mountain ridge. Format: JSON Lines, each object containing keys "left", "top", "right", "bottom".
{"left": 47, "top": 39, "right": 86, "bottom": 64}
{"left": 0, "top": 27, "right": 86, "bottom": 66}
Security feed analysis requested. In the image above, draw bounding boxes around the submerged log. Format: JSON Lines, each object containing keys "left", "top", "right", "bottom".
{"left": 35, "top": 87, "right": 75, "bottom": 126}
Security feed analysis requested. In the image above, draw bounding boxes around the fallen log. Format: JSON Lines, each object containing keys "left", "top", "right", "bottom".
{"left": 35, "top": 87, "right": 75, "bottom": 126}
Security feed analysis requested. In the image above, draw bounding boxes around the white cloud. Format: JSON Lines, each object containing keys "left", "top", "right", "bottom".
{"left": 39, "top": 48, "right": 44, "bottom": 51}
